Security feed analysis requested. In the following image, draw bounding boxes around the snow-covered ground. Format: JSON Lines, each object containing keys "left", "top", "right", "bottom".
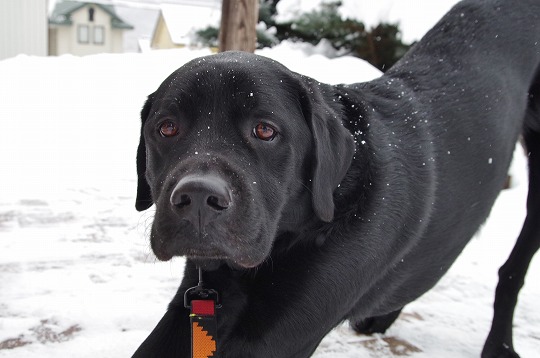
{"left": 1, "top": 42, "right": 539, "bottom": 358}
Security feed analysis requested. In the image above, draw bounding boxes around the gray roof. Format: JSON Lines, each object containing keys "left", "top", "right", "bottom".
{"left": 49, "top": 1, "right": 134, "bottom": 30}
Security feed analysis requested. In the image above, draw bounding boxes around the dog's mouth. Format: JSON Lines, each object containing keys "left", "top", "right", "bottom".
{"left": 153, "top": 241, "right": 227, "bottom": 262}
{"left": 155, "top": 249, "right": 262, "bottom": 269}
{"left": 153, "top": 246, "right": 225, "bottom": 271}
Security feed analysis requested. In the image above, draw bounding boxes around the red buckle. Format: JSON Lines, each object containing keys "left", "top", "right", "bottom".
{"left": 191, "top": 299, "right": 215, "bottom": 316}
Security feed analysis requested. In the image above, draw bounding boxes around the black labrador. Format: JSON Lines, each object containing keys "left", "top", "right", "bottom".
{"left": 133, "top": 0, "right": 540, "bottom": 356}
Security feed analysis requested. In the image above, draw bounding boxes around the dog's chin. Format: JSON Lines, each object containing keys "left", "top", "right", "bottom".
{"left": 153, "top": 245, "right": 265, "bottom": 270}
{"left": 190, "top": 254, "right": 264, "bottom": 270}
{"left": 190, "top": 258, "right": 224, "bottom": 271}
{"left": 154, "top": 250, "right": 174, "bottom": 262}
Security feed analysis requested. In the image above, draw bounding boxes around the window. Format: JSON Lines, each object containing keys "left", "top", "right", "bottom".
{"left": 78, "top": 25, "right": 89, "bottom": 43}
{"left": 88, "top": 7, "right": 95, "bottom": 22}
{"left": 94, "top": 26, "right": 104, "bottom": 45}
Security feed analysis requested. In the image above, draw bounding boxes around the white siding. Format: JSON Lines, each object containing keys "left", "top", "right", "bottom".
{"left": 111, "top": 30, "right": 124, "bottom": 53}
{"left": 70, "top": 5, "right": 115, "bottom": 55}
{"left": 50, "top": 25, "right": 72, "bottom": 56}
{"left": 0, "top": 0, "right": 48, "bottom": 60}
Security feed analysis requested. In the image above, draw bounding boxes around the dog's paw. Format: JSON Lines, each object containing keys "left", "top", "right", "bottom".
{"left": 481, "top": 343, "right": 520, "bottom": 358}
{"left": 352, "top": 317, "right": 391, "bottom": 335}
{"left": 351, "top": 309, "right": 402, "bottom": 335}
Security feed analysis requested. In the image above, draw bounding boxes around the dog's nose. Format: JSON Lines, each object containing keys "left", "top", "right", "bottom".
{"left": 170, "top": 175, "right": 232, "bottom": 228}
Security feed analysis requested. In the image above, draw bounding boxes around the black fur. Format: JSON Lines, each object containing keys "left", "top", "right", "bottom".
{"left": 133, "top": 1, "right": 540, "bottom": 357}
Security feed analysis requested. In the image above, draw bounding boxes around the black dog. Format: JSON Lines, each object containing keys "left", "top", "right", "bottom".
{"left": 133, "top": 0, "right": 540, "bottom": 356}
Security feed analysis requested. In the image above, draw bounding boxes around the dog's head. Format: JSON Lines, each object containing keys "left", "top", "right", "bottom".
{"left": 136, "top": 52, "right": 354, "bottom": 268}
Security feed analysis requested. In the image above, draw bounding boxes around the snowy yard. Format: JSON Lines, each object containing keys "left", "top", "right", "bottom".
{"left": 0, "top": 44, "right": 539, "bottom": 357}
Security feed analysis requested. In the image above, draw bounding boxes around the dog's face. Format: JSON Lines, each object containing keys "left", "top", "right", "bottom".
{"left": 136, "top": 52, "right": 354, "bottom": 268}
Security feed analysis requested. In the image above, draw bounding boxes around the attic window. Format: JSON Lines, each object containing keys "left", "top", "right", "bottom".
{"left": 89, "top": 7, "right": 95, "bottom": 22}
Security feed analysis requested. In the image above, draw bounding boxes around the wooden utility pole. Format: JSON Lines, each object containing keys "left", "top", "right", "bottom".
{"left": 218, "top": 0, "right": 259, "bottom": 53}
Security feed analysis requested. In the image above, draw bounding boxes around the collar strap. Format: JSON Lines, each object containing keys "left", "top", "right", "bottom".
{"left": 190, "top": 300, "right": 218, "bottom": 358}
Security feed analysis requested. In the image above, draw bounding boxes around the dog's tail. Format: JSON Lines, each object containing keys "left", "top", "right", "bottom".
{"left": 482, "top": 68, "right": 540, "bottom": 357}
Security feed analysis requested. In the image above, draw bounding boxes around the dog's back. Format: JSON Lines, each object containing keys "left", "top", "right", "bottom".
{"left": 357, "top": 1, "right": 540, "bottom": 355}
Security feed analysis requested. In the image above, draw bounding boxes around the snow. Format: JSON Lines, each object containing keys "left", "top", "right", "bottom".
{"left": 257, "top": 40, "right": 383, "bottom": 82}
{"left": 1, "top": 5, "right": 539, "bottom": 357}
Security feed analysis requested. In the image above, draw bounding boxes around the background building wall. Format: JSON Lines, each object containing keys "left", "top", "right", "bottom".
{"left": 151, "top": 15, "right": 175, "bottom": 50}
{"left": 0, "top": 0, "right": 48, "bottom": 60}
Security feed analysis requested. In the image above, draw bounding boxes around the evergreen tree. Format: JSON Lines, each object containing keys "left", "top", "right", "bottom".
{"left": 196, "top": 26, "right": 219, "bottom": 48}
{"left": 273, "top": 1, "right": 411, "bottom": 71}
{"left": 195, "top": 0, "right": 411, "bottom": 72}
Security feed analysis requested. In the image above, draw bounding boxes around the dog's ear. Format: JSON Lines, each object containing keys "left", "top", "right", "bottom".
{"left": 135, "top": 95, "right": 154, "bottom": 211}
{"left": 298, "top": 79, "right": 355, "bottom": 222}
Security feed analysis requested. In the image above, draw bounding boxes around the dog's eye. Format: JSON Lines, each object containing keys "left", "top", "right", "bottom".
{"left": 253, "top": 123, "right": 277, "bottom": 141}
{"left": 159, "top": 121, "right": 179, "bottom": 137}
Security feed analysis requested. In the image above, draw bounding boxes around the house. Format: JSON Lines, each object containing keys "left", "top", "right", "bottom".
{"left": 150, "top": 4, "right": 220, "bottom": 51}
{"left": 49, "top": 1, "right": 133, "bottom": 56}
{"left": 0, "top": 0, "right": 48, "bottom": 60}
